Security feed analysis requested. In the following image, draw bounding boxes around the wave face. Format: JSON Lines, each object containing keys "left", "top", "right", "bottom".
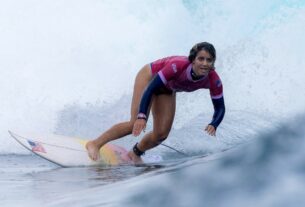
{"left": 48, "top": 115, "right": 305, "bottom": 207}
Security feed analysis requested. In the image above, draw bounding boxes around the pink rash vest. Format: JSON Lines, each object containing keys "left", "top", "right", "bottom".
{"left": 150, "top": 56, "right": 223, "bottom": 99}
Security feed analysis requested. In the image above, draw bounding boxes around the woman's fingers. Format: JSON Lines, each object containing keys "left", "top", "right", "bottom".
{"left": 205, "top": 125, "right": 216, "bottom": 136}
{"left": 132, "top": 119, "right": 147, "bottom": 136}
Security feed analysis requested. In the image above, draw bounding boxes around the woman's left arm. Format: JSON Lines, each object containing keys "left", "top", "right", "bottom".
{"left": 205, "top": 97, "right": 225, "bottom": 136}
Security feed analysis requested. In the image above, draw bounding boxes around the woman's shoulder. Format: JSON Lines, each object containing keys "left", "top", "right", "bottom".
{"left": 208, "top": 69, "right": 223, "bottom": 89}
{"left": 166, "top": 56, "right": 190, "bottom": 71}
{"left": 168, "top": 56, "right": 189, "bottom": 64}
{"left": 153, "top": 56, "right": 189, "bottom": 65}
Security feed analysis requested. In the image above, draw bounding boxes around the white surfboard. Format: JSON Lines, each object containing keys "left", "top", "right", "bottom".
{"left": 8, "top": 131, "right": 162, "bottom": 167}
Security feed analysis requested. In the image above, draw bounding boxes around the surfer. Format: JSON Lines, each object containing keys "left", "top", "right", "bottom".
{"left": 86, "top": 42, "right": 225, "bottom": 163}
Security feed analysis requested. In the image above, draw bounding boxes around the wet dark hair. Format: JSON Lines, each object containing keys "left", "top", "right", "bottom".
{"left": 188, "top": 42, "right": 216, "bottom": 62}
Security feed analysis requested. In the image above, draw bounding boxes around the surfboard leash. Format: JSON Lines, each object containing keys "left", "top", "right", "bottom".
{"left": 160, "top": 143, "right": 188, "bottom": 156}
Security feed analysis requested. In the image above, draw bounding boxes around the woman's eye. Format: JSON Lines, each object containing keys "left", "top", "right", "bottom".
{"left": 198, "top": 57, "right": 212, "bottom": 62}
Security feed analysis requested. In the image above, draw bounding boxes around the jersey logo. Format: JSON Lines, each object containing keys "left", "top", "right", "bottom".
{"left": 171, "top": 63, "right": 177, "bottom": 73}
{"left": 216, "top": 79, "right": 222, "bottom": 87}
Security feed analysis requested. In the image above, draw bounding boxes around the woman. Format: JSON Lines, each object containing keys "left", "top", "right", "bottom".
{"left": 86, "top": 42, "right": 225, "bottom": 163}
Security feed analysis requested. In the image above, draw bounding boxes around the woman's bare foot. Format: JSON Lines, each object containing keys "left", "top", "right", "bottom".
{"left": 127, "top": 151, "right": 143, "bottom": 164}
{"left": 86, "top": 141, "right": 100, "bottom": 161}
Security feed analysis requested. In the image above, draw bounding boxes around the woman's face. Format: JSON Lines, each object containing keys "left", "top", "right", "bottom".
{"left": 192, "top": 50, "right": 214, "bottom": 76}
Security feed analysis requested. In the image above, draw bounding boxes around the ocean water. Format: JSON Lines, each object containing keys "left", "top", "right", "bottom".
{"left": 1, "top": 0, "right": 305, "bottom": 206}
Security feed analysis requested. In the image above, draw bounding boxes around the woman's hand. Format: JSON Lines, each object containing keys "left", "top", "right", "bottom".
{"left": 205, "top": 125, "right": 216, "bottom": 136}
{"left": 132, "top": 119, "right": 147, "bottom": 136}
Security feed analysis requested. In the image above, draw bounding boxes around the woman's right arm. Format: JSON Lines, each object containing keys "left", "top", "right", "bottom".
{"left": 132, "top": 75, "right": 164, "bottom": 136}
{"left": 138, "top": 74, "right": 164, "bottom": 119}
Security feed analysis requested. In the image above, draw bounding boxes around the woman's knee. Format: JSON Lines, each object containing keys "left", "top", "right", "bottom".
{"left": 121, "top": 121, "right": 134, "bottom": 134}
{"left": 152, "top": 131, "right": 169, "bottom": 144}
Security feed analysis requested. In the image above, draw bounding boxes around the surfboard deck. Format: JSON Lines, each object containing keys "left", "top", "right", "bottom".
{"left": 8, "top": 130, "right": 162, "bottom": 167}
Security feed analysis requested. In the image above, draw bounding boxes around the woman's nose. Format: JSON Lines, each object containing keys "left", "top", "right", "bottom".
{"left": 202, "top": 60, "right": 209, "bottom": 66}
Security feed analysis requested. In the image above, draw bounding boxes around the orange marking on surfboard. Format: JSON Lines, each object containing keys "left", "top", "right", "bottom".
{"left": 78, "top": 140, "right": 120, "bottom": 165}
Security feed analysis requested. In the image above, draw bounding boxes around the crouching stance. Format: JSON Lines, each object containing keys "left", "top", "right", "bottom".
{"left": 86, "top": 42, "right": 225, "bottom": 163}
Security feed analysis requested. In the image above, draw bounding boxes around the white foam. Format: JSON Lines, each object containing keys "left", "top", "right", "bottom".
{"left": 1, "top": 1, "right": 305, "bottom": 154}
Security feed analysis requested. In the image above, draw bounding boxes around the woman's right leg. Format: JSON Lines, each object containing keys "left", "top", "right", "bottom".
{"left": 86, "top": 64, "right": 152, "bottom": 160}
